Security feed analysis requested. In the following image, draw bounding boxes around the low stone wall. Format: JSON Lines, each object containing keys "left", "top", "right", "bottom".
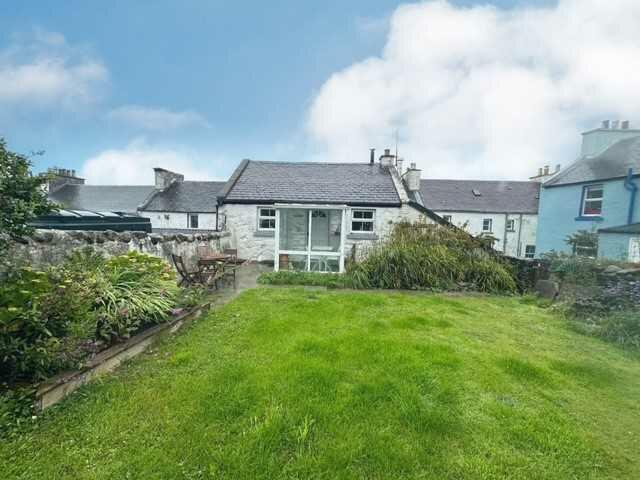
{"left": 6, "top": 229, "right": 231, "bottom": 269}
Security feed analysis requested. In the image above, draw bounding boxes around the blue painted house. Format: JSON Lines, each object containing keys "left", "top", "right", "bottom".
{"left": 536, "top": 121, "right": 640, "bottom": 261}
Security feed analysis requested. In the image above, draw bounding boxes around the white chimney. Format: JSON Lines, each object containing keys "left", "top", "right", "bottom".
{"left": 396, "top": 157, "right": 404, "bottom": 176}
{"left": 405, "top": 162, "right": 421, "bottom": 192}
{"left": 379, "top": 148, "right": 395, "bottom": 168}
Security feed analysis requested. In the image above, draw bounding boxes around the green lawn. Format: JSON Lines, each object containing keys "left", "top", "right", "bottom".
{"left": 2, "top": 288, "right": 639, "bottom": 479}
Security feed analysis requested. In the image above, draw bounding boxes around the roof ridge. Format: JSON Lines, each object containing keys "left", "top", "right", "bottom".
{"left": 249, "top": 160, "right": 373, "bottom": 166}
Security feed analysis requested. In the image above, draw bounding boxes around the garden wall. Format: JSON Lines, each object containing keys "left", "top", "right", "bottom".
{"left": 5, "top": 229, "right": 230, "bottom": 269}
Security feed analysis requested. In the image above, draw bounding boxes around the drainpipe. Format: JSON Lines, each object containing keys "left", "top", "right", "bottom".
{"left": 624, "top": 168, "right": 638, "bottom": 224}
{"left": 516, "top": 213, "right": 523, "bottom": 257}
{"left": 503, "top": 213, "right": 508, "bottom": 254}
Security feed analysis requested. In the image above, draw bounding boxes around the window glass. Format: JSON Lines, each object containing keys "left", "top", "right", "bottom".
{"left": 525, "top": 245, "right": 536, "bottom": 259}
{"left": 506, "top": 219, "right": 515, "bottom": 231}
{"left": 258, "top": 207, "right": 276, "bottom": 230}
{"left": 279, "top": 209, "right": 308, "bottom": 251}
{"left": 311, "top": 210, "right": 341, "bottom": 252}
{"left": 351, "top": 209, "right": 375, "bottom": 233}
{"left": 482, "top": 219, "right": 492, "bottom": 232}
{"left": 310, "top": 256, "right": 340, "bottom": 273}
{"left": 188, "top": 214, "right": 199, "bottom": 229}
{"left": 582, "top": 185, "right": 603, "bottom": 216}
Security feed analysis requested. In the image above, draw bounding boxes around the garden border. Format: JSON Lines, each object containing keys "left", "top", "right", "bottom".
{"left": 35, "top": 302, "right": 211, "bottom": 411}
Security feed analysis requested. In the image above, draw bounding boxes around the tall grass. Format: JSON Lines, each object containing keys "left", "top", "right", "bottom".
{"left": 347, "top": 222, "right": 517, "bottom": 293}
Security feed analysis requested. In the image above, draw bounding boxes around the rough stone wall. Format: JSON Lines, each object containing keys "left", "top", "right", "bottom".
{"left": 219, "top": 203, "right": 435, "bottom": 263}
{"left": 6, "top": 229, "right": 230, "bottom": 270}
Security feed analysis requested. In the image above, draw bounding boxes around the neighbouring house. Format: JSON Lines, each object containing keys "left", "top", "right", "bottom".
{"left": 46, "top": 168, "right": 154, "bottom": 215}
{"left": 216, "top": 150, "right": 444, "bottom": 271}
{"left": 137, "top": 168, "right": 226, "bottom": 234}
{"left": 536, "top": 120, "right": 640, "bottom": 262}
{"left": 419, "top": 179, "right": 540, "bottom": 259}
{"left": 45, "top": 167, "right": 225, "bottom": 234}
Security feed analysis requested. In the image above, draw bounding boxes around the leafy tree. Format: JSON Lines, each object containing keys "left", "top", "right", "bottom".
{"left": 0, "top": 138, "right": 55, "bottom": 251}
{"left": 565, "top": 229, "right": 598, "bottom": 257}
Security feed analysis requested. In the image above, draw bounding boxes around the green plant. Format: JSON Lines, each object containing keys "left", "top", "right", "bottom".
{"left": 565, "top": 229, "right": 598, "bottom": 257}
{"left": 0, "top": 139, "right": 55, "bottom": 255}
{"left": 258, "top": 271, "right": 350, "bottom": 289}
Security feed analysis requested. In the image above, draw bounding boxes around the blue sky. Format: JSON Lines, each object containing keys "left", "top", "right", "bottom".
{"left": 1, "top": 0, "right": 635, "bottom": 184}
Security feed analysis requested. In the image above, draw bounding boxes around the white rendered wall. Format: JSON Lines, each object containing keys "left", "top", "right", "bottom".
{"left": 435, "top": 211, "right": 538, "bottom": 258}
{"left": 139, "top": 211, "right": 217, "bottom": 231}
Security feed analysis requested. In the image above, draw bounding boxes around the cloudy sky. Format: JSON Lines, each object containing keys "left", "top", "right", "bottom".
{"left": 1, "top": 0, "right": 638, "bottom": 184}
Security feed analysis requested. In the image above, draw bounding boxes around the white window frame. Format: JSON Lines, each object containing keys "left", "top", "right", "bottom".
{"left": 350, "top": 209, "right": 376, "bottom": 234}
{"left": 482, "top": 218, "right": 493, "bottom": 232}
{"left": 524, "top": 245, "right": 536, "bottom": 259}
{"left": 506, "top": 219, "right": 515, "bottom": 232}
{"left": 188, "top": 213, "right": 199, "bottom": 229}
{"left": 581, "top": 184, "right": 604, "bottom": 217}
{"left": 257, "top": 207, "right": 276, "bottom": 231}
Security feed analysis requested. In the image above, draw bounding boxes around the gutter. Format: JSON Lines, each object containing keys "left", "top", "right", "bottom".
{"left": 624, "top": 168, "right": 638, "bottom": 225}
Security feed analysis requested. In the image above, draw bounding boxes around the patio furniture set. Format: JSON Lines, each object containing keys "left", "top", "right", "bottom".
{"left": 171, "top": 248, "right": 241, "bottom": 288}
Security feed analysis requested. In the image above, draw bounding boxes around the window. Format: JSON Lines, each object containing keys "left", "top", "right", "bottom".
{"left": 524, "top": 245, "right": 536, "bottom": 259}
{"left": 482, "top": 218, "right": 492, "bottom": 232}
{"left": 351, "top": 209, "right": 375, "bottom": 233}
{"left": 443, "top": 215, "right": 452, "bottom": 223}
{"left": 506, "top": 219, "right": 515, "bottom": 232}
{"left": 581, "top": 185, "right": 603, "bottom": 216}
{"left": 258, "top": 207, "right": 276, "bottom": 230}
{"left": 188, "top": 214, "right": 199, "bottom": 229}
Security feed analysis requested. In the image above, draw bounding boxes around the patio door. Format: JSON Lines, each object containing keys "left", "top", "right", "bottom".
{"left": 275, "top": 207, "right": 346, "bottom": 272}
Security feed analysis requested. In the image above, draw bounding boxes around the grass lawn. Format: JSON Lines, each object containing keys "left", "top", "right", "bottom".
{"left": 2, "top": 288, "right": 639, "bottom": 479}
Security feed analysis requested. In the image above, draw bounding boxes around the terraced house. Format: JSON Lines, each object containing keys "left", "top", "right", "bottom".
{"left": 537, "top": 121, "right": 640, "bottom": 262}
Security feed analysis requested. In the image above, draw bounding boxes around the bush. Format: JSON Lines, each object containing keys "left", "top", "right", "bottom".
{"left": 348, "top": 222, "right": 517, "bottom": 293}
{"left": 0, "top": 250, "right": 178, "bottom": 384}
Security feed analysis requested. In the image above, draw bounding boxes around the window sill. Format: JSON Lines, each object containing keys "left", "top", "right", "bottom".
{"left": 347, "top": 233, "right": 379, "bottom": 240}
{"left": 575, "top": 216, "right": 603, "bottom": 222}
{"left": 254, "top": 230, "right": 275, "bottom": 237}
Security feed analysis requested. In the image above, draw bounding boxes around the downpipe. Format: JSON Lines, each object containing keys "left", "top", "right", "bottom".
{"left": 624, "top": 168, "right": 638, "bottom": 225}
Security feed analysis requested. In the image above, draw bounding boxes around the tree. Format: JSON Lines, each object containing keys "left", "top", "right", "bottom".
{"left": 565, "top": 229, "right": 598, "bottom": 257}
{"left": 0, "top": 138, "right": 55, "bottom": 251}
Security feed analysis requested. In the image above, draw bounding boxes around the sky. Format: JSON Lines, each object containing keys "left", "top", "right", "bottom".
{"left": 1, "top": 0, "right": 638, "bottom": 185}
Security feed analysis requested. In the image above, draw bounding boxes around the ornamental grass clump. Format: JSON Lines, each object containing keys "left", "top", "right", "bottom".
{"left": 347, "top": 222, "right": 517, "bottom": 293}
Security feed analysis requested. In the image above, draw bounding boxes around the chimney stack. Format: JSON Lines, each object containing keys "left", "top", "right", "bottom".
{"left": 369, "top": 148, "right": 375, "bottom": 165}
{"left": 154, "top": 167, "right": 184, "bottom": 190}
{"left": 405, "top": 162, "right": 421, "bottom": 192}
{"left": 396, "top": 157, "right": 404, "bottom": 176}
{"left": 43, "top": 166, "right": 85, "bottom": 193}
{"left": 379, "top": 148, "right": 395, "bottom": 168}
{"left": 543, "top": 165, "right": 550, "bottom": 175}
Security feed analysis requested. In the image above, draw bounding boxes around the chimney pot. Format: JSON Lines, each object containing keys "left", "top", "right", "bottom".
{"left": 611, "top": 120, "right": 620, "bottom": 129}
{"left": 622, "top": 120, "right": 630, "bottom": 130}
{"left": 370, "top": 148, "right": 375, "bottom": 165}
{"left": 538, "top": 167, "right": 543, "bottom": 176}
{"left": 602, "top": 120, "right": 610, "bottom": 129}
{"left": 384, "top": 148, "right": 390, "bottom": 156}
{"left": 543, "top": 165, "right": 550, "bottom": 175}
{"left": 555, "top": 164, "right": 561, "bottom": 172}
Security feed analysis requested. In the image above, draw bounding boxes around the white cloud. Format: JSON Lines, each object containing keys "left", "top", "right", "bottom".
{"left": 308, "top": 0, "right": 640, "bottom": 180}
{"left": 81, "top": 139, "right": 215, "bottom": 185}
{"left": 0, "top": 29, "right": 108, "bottom": 109}
{"left": 107, "top": 105, "right": 211, "bottom": 131}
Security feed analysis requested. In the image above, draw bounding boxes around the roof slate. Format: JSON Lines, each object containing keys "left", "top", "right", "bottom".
{"left": 222, "top": 161, "right": 401, "bottom": 205}
{"left": 598, "top": 223, "right": 640, "bottom": 234}
{"left": 142, "top": 181, "right": 225, "bottom": 213}
{"left": 420, "top": 179, "right": 540, "bottom": 213}
{"left": 545, "top": 136, "right": 640, "bottom": 187}
{"left": 48, "top": 185, "right": 154, "bottom": 214}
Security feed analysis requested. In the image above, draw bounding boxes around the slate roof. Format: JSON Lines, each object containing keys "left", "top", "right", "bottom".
{"left": 545, "top": 136, "right": 640, "bottom": 187}
{"left": 598, "top": 223, "right": 640, "bottom": 234}
{"left": 420, "top": 179, "right": 540, "bottom": 213}
{"left": 141, "top": 181, "right": 225, "bottom": 213}
{"left": 221, "top": 160, "right": 401, "bottom": 206}
{"left": 48, "top": 185, "right": 154, "bottom": 214}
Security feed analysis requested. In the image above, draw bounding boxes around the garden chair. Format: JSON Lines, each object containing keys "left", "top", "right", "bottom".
{"left": 171, "top": 254, "right": 203, "bottom": 287}
{"left": 222, "top": 248, "right": 241, "bottom": 280}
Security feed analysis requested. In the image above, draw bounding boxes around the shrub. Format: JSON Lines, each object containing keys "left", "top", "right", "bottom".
{"left": 259, "top": 271, "right": 350, "bottom": 289}
{"left": 569, "top": 311, "right": 640, "bottom": 350}
{"left": 0, "top": 250, "right": 179, "bottom": 383}
{"left": 348, "top": 222, "right": 517, "bottom": 293}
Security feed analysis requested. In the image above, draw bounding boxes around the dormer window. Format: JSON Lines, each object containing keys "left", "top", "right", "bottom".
{"left": 581, "top": 185, "right": 603, "bottom": 217}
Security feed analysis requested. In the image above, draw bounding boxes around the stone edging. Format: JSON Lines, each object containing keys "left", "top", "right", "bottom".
{"left": 35, "top": 302, "right": 211, "bottom": 411}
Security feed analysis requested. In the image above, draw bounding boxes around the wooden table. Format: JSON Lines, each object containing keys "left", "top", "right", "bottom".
{"left": 197, "top": 254, "right": 231, "bottom": 287}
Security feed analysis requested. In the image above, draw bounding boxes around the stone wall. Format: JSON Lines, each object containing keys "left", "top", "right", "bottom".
{"left": 6, "top": 229, "right": 230, "bottom": 269}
